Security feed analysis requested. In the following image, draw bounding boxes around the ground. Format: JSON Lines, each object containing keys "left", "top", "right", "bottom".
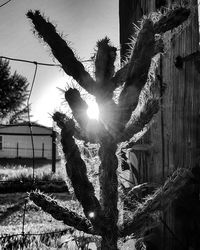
{"left": 0, "top": 159, "right": 74, "bottom": 249}
{"left": 0, "top": 158, "right": 136, "bottom": 249}
{"left": 0, "top": 158, "right": 102, "bottom": 249}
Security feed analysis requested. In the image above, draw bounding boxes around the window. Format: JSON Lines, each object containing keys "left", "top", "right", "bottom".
{"left": 0, "top": 136, "right": 2, "bottom": 150}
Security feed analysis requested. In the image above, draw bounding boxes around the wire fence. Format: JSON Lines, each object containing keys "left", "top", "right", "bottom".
{"left": 0, "top": 55, "right": 188, "bottom": 249}
{"left": 0, "top": 55, "right": 77, "bottom": 249}
{"left": 0, "top": 2, "right": 199, "bottom": 248}
{"left": 0, "top": 54, "right": 103, "bottom": 249}
{"left": 0, "top": 0, "right": 12, "bottom": 8}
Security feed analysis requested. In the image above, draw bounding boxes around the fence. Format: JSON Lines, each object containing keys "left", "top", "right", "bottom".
{"left": 0, "top": 128, "right": 57, "bottom": 172}
{"left": 0, "top": 52, "right": 100, "bottom": 248}
{"left": 0, "top": 1, "right": 199, "bottom": 249}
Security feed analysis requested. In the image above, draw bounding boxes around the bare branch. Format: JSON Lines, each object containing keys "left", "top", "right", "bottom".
{"left": 154, "top": 7, "right": 190, "bottom": 34}
{"left": 119, "top": 168, "right": 192, "bottom": 237}
{"left": 29, "top": 191, "right": 97, "bottom": 235}
{"left": 117, "top": 19, "right": 155, "bottom": 128}
{"left": 26, "top": 10, "right": 96, "bottom": 94}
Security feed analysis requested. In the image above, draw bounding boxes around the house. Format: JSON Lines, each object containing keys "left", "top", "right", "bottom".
{"left": 0, "top": 122, "right": 60, "bottom": 160}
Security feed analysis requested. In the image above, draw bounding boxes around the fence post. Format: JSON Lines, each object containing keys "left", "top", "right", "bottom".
{"left": 52, "top": 130, "right": 56, "bottom": 173}
{"left": 42, "top": 142, "right": 44, "bottom": 158}
{"left": 17, "top": 142, "right": 19, "bottom": 158}
{"left": 119, "top": 1, "right": 200, "bottom": 249}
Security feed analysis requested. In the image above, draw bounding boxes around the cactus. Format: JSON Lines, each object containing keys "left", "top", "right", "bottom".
{"left": 27, "top": 7, "right": 190, "bottom": 249}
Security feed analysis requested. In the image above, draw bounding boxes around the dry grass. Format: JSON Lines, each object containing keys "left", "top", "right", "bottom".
{"left": 0, "top": 192, "right": 82, "bottom": 249}
{"left": 0, "top": 159, "right": 91, "bottom": 249}
{"left": 0, "top": 159, "right": 69, "bottom": 193}
{"left": 0, "top": 159, "right": 64, "bottom": 180}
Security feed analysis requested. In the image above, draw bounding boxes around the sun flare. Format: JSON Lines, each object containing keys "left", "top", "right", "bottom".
{"left": 86, "top": 99, "right": 99, "bottom": 120}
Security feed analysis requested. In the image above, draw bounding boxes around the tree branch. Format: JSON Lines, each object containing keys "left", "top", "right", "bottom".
{"left": 29, "top": 191, "right": 97, "bottom": 235}
{"left": 119, "top": 168, "right": 192, "bottom": 237}
{"left": 8, "top": 105, "right": 29, "bottom": 124}
{"left": 26, "top": 10, "right": 96, "bottom": 94}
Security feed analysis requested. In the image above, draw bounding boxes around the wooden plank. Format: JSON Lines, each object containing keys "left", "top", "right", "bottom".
{"left": 119, "top": 0, "right": 200, "bottom": 249}
{"left": 152, "top": 1, "right": 200, "bottom": 249}
{"left": 52, "top": 130, "right": 56, "bottom": 173}
{"left": 119, "top": 0, "right": 143, "bottom": 62}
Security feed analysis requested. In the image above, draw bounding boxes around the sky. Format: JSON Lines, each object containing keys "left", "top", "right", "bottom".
{"left": 0, "top": 0, "right": 119, "bottom": 126}
{"left": 0, "top": 1, "right": 199, "bottom": 127}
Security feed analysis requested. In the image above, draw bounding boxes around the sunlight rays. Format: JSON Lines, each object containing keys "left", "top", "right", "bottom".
{"left": 86, "top": 99, "right": 99, "bottom": 120}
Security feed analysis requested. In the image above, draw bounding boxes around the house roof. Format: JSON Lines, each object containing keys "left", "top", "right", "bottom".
{"left": 0, "top": 122, "right": 52, "bottom": 130}
{"left": 0, "top": 122, "right": 52, "bottom": 131}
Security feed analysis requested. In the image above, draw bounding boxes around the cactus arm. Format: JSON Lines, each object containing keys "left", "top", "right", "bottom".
{"left": 27, "top": 10, "right": 96, "bottom": 94}
{"left": 29, "top": 191, "right": 97, "bottom": 235}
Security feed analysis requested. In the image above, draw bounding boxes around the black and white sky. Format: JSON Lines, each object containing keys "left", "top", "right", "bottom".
{"left": 0, "top": 0, "right": 119, "bottom": 126}
{"left": 1, "top": 0, "right": 199, "bottom": 126}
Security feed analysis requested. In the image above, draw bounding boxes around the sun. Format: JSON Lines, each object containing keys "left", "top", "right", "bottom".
{"left": 86, "top": 99, "right": 99, "bottom": 120}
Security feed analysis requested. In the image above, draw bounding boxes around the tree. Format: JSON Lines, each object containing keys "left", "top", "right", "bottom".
{"left": 27, "top": 7, "right": 193, "bottom": 249}
{"left": 0, "top": 59, "right": 29, "bottom": 124}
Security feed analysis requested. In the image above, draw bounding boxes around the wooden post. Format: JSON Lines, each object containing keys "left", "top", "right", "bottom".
{"left": 17, "top": 142, "right": 19, "bottom": 158}
{"left": 119, "top": 0, "right": 155, "bottom": 62}
{"left": 119, "top": 0, "right": 200, "bottom": 249}
{"left": 119, "top": 0, "right": 142, "bottom": 62}
{"left": 42, "top": 142, "right": 44, "bottom": 158}
{"left": 52, "top": 130, "right": 56, "bottom": 173}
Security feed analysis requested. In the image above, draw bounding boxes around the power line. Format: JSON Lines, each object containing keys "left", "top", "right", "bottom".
{"left": 0, "top": 56, "right": 61, "bottom": 67}
{"left": 0, "top": 58, "right": 72, "bottom": 246}
{"left": 0, "top": 56, "right": 92, "bottom": 66}
{"left": 0, "top": 0, "right": 12, "bottom": 8}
